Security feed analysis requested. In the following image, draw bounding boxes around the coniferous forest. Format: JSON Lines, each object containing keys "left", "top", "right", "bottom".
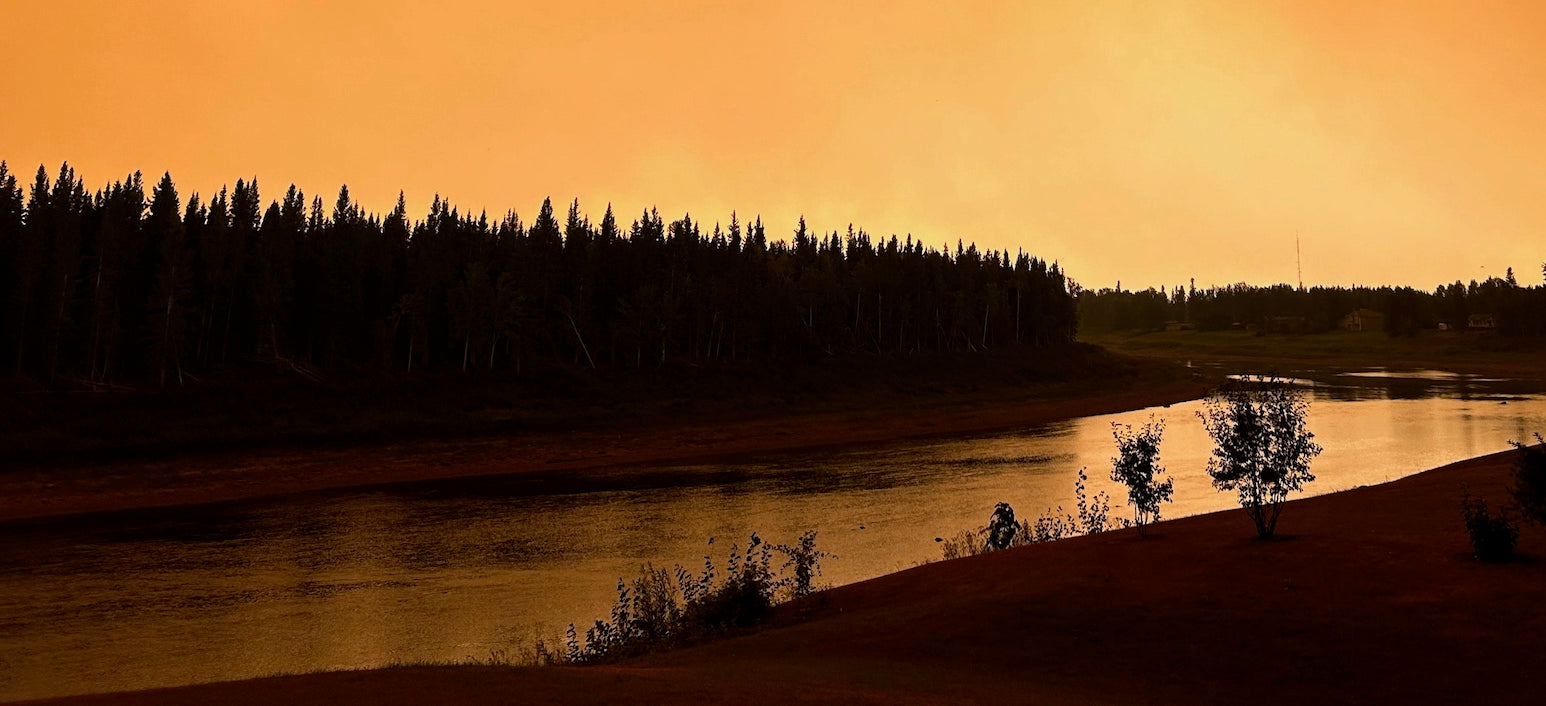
{"left": 0, "top": 161, "right": 1077, "bottom": 389}
{"left": 1078, "top": 277, "right": 1546, "bottom": 336}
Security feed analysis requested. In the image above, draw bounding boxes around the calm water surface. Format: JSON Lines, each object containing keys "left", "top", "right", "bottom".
{"left": 2, "top": 369, "right": 1543, "bottom": 700}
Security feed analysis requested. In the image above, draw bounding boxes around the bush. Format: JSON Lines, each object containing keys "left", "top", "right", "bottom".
{"left": 1461, "top": 491, "right": 1518, "bottom": 562}
{"left": 1511, "top": 433, "right": 1546, "bottom": 525}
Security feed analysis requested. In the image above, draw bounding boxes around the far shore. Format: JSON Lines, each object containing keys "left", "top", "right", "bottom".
{"left": 1083, "top": 328, "right": 1546, "bottom": 378}
{"left": 0, "top": 375, "right": 1208, "bottom": 524}
{"left": 11, "top": 331, "right": 1541, "bottom": 525}
{"left": 25, "top": 447, "right": 1542, "bottom": 705}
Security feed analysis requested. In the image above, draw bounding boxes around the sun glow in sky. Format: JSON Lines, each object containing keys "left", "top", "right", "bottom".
{"left": 5, "top": 1, "right": 1543, "bottom": 290}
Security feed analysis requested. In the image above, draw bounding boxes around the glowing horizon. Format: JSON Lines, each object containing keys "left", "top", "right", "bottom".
{"left": 6, "top": 1, "right": 1543, "bottom": 291}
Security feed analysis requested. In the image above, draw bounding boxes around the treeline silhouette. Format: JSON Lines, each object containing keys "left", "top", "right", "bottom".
{"left": 1080, "top": 275, "right": 1546, "bottom": 336}
{"left": 0, "top": 161, "right": 1076, "bottom": 388}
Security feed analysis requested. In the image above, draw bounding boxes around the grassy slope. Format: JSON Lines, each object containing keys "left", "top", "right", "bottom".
{"left": 29, "top": 450, "right": 1542, "bottom": 705}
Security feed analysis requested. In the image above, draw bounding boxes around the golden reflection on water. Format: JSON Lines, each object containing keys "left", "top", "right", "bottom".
{"left": 1, "top": 375, "right": 1543, "bottom": 700}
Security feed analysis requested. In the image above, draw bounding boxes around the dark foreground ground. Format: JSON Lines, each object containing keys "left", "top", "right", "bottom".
{"left": 24, "top": 449, "right": 1542, "bottom": 705}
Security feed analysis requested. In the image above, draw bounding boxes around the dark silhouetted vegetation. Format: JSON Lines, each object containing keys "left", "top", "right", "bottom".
{"left": 1110, "top": 416, "right": 1172, "bottom": 536}
{"left": 1511, "top": 434, "right": 1546, "bottom": 525}
{"left": 565, "top": 531, "right": 832, "bottom": 663}
{"left": 1199, "top": 376, "right": 1322, "bottom": 539}
{"left": 773, "top": 530, "right": 832, "bottom": 601}
{"left": 941, "top": 468, "right": 1121, "bottom": 558}
{"left": 1079, "top": 280, "right": 1546, "bottom": 336}
{"left": 985, "top": 502, "right": 1019, "bottom": 551}
{"left": 0, "top": 341, "right": 1153, "bottom": 467}
{"left": 0, "top": 161, "right": 1076, "bottom": 389}
{"left": 1461, "top": 490, "right": 1518, "bottom": 562}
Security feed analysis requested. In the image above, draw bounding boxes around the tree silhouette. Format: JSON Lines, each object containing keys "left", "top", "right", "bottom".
{"left": 145, "top": 173, "right": 191, "bottom": 387}
{"left": 0, "top": 160, "right": 1083, "bottom": 387}
{"left": 1199, "top": 376, "right": 1323, "bottom": 539}
{"left": 1079, "top": 278, "right": 1546, "bottom": 337}
{"left": 1110, "top": 417, "right": 1172, "bottom": 537}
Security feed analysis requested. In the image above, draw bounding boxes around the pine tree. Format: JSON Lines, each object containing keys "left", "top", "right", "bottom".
{"left": 40, "top": 163, "right": 86, "bottom": 381}
{"left": 146, "top": 173, "right": 190, "bottom": 387}
{"left": 598, "top": 203, "right": 618, "bottom": 243}
{"left": 531, "top": 197, "right": 561, "bottom": 250}
{"left": 0, "top": 162, "right": 27, "bottom": 372}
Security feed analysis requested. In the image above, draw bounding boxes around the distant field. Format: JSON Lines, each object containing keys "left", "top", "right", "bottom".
{"left": 1081, "top": 329, "right": 1546, "bottom": 377}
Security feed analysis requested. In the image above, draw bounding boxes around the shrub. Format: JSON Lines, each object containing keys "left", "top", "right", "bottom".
{"left": 940, "top": 468, "right": 1122, "bottom": 559}
{"left": 567, "top": 531, "right": 828, "bottom": 663}
{"left": 1510, "top": 433, "right": 1546, "bottom": 525}
{"left": 1461, "top": 491, "right": 1518, "bottom": 562}
{"left": 772, "top": 530, "right": 833, "bottom": 601}
{"left": 1068, "top": 467, "right": 1117, "bottom": 536}
{"left": 679, "top": 535, "right": 775, "bottom": 637}
{"left": 1110, "top": 417, "right": 1173, "bottom": 537}
{"left": 939, "top": 527, "right": 987, "bottom": 560}
{"left": 1028, "top": 512, "right": 1072, "bottom": 543}
{"left": 1199, "top": 376, "right": 1322, "bottom": 538}
{"left": 985, "top": 502, "right": 1019, "bottom": 551}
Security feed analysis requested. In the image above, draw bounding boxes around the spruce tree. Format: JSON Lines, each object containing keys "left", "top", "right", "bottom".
{"left": 146, "top": 173, "right": 190, "bottom": 387}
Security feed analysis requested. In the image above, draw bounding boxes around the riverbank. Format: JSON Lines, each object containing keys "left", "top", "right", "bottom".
{"left": 27, "top": 448, "right": 1540, "bottom": 704}
{"left": 0, "top": 347, "right": 1209, "bottom": 523}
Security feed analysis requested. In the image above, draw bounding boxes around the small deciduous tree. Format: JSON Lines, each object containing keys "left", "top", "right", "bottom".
{"left": 1199, "top": 376, "right": 1323, "bottom": 539}
{"left": 1110, "top": 417, "right": 1172, "bottom": 537}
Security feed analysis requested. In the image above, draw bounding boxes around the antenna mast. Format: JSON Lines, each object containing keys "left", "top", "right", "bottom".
{"left": 1296, "top": 230, "right": 1303, "bottom": 291}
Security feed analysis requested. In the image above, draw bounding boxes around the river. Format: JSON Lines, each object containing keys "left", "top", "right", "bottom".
{"left": 1, "top": 368, "right": 1543, "bottom": 700}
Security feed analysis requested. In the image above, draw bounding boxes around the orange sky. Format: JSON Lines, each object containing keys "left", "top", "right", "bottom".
{"left": 5, "top": 1, "right": 1543, "bottom": 290}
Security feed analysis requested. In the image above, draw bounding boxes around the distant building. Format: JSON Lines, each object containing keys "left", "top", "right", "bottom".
{"left": 1266, "top": 316, "right": 1307, "bottom": 334}
{"left": 1468, "top": 313, "right": 1497, "bottom": 329}
{"left": 1340, "top": 308, "right": 1384, "bottom": 332}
